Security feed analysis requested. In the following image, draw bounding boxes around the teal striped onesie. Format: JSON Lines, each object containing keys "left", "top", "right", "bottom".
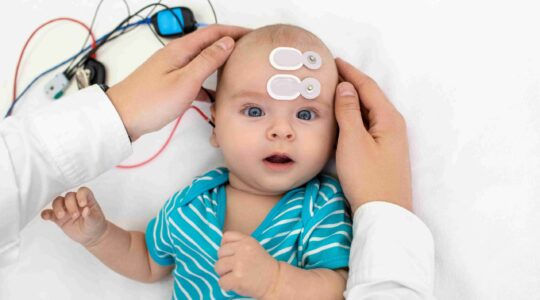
{"left": 146, "top": 167, "right": 352, "bottom": 299}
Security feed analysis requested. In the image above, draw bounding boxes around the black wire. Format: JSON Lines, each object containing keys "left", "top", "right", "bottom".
{"left": 202, "top": 87, "right": 215, "bottom": 103}
{"left": 66, "top": 2, "right": 180, "bottom": 78}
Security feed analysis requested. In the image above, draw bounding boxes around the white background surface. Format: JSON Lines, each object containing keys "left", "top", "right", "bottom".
{"left": 1, "top": 0, "right": 540, "bottom": 299}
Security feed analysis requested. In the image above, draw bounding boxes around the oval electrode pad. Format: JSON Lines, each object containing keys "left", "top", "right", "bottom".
{"left": 267, "top": 74, "right": 321, "bottom": 101}
{"left": 269, "top": 47, "right": 322, "bottom": 70}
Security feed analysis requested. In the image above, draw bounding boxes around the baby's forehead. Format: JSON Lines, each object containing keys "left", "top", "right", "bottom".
{"left": 216, "top": 25, "right": 338, "bottom": 108}
{"left": 222, "top": 41, "right": 336, "bottom": 100}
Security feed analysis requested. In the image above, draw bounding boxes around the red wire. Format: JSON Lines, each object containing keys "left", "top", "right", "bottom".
{"left": 116, "top": 105, "right": 212, "bottom": 169}
{"left": 12, "top": 17, "right": 97, "bottom": 101}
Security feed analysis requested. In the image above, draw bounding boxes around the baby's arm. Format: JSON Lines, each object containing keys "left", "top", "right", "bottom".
{"left": 41, "top": 187, "right": 173, "bottom": 283}
{"left": 216, "top": 231, "right": 347, "bottom": 299}
{"left": 85, "top": 221, "right": 173, "bottom": 282}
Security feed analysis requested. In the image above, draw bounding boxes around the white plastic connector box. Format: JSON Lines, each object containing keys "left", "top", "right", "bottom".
{"left": 44, "top": 73, "right": 69, "bottom": 99}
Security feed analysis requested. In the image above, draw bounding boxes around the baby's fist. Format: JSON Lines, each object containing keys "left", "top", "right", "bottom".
{"left": 41, "top": 187, "right": 108, "bottom": 247}
{"left": 215, "top": 231, "right": 280, "bottom": 298}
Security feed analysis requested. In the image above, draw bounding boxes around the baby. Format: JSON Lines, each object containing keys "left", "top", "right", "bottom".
{"left": 42, "top": 24, "right": 352, "bottom": 299}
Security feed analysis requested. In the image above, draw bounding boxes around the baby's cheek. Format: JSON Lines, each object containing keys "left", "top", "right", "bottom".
{"left": 305, "top": 129, "right": 335, "bottom": 165}
{"left": 227, "top": 139, "right": 260, "bottom": 162}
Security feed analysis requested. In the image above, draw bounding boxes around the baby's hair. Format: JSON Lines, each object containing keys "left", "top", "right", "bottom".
{"left": 235, "top": 24, "right": 332, "bottom": 54}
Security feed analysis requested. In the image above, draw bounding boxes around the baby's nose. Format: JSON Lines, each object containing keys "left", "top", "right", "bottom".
{"left": 270, "top": 132, "right": 294, "bottom": 140}
{"left": 267, "top": 121, "right": 295, "bottom": 141}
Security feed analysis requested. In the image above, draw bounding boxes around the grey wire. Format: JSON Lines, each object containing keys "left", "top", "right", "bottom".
{"left": 121, "top": 0, "right": 131, "bottom": 16}
{"left": 147, "top": 25, "right": 166, "bottom": 46}
{"left": 207, "top": 0, "right": 218, "bottom": 24}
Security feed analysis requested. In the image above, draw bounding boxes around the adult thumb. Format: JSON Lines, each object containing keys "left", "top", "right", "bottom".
{"left": 335, "top": 82, "right": 367, "bottom": 134}
{"left": 184, "top": 36, "right": 235, "bottom": 84}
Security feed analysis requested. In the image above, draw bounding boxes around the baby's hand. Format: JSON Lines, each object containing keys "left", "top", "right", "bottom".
{"left": 41, "top": 187, "right": 108, "bottom": 247}
{"left": 215, "top": 231, "right": 280, "bottom": 299}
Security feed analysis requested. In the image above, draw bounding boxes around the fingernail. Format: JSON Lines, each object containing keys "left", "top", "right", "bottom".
{"left": 58, "top": 211, "right": 65, "bottom": 218}
{"left": 338, "top": 82, "right": 356, "bottom": 97}
{"left": 217, "top": 37, "right": 233, "bottom": 51}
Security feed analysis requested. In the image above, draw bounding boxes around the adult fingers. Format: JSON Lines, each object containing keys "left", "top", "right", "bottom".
{"left": 334, "top": 81, "right": 368, "bottom": 135}
{"left": 335, "top": 58, "right": 394, "bottom": 112}
{"left": 182, "top": 36, "right": 236, "bottom": 85}
{"left": 336, "top": 58, "right": 405, "bottom": 137}
{"left": 167, "top": 25, "right": 250, "bottom": 67}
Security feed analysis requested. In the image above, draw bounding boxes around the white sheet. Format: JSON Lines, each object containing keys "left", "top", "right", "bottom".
{"left": 1, "top": 0, "right": 539, "bottom": 299}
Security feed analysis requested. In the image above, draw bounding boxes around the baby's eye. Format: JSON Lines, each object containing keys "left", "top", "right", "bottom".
{"left": 243, "top": 106, "right": 265, "bottom": 117}
{"left": 297, "top": 109, "right": 316, "bottom": 120}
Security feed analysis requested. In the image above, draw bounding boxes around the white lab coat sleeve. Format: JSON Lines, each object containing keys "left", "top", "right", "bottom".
{"left": 0, "top": 85, "right": 132, "bottom": 267}
{"left": 345, "top": 201, "right": 436, "bottom": 299}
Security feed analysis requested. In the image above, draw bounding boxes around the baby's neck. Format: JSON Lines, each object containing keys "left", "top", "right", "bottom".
{"left": 226, "top": 183, "right": 283, "bottom": 204}
{"left": 223, "top": 184, "right": 283, "bottom": 236}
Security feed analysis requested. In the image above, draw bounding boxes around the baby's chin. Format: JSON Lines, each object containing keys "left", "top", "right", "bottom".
{"left": 253, "top": 176, "right": 311, "bottom": 196}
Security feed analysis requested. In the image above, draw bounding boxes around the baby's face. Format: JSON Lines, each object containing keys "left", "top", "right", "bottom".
{"left": 212, "top": 40, "right": 338, "bottom": 196}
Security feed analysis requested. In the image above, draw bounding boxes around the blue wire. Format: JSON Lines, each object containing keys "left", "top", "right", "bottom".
{"left": 4, "top": 19, "right": 148, "bottom": 118}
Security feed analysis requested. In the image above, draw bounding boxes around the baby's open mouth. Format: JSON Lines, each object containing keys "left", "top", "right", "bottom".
{"left": 263, "top": 154, "right": 294, "bottom": 164}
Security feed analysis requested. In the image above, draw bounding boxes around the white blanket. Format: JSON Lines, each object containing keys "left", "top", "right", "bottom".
{"left": 1, "top": 0, "right": 539, "bottom": 299}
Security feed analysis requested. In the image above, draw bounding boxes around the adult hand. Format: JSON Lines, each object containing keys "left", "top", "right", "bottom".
{"left": 333, "top": 58, "right": 412, "bottom": 213}
{"left": 106, "top": 24, "right": 250, "bottom": 141}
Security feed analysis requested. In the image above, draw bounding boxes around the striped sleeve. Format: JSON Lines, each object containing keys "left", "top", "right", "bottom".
{"left": 300, "top": 187, "right": 352, "bottom": 270}
{"left": 145, "top": 192, "right": 181, "bottom": 266}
